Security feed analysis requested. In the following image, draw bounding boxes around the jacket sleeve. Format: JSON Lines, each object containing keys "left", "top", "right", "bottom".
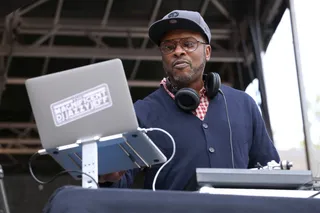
{"left": 99, "top": 168, "right": 141, "bottom": 188}
{"left": 248, "top": 97, "right": 280, "bottom": 168}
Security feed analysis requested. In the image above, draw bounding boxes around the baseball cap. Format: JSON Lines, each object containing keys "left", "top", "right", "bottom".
{"left": 148, "top": 10, "right": 211, "bottom": 46}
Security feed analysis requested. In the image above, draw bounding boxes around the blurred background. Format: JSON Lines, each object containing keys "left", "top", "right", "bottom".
{"left": 0, "top": 0, "right": 319, "bottom": 212}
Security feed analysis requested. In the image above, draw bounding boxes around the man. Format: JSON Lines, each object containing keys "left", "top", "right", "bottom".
{"left": 99, "top": 10, "right": 280, "bottom": 190}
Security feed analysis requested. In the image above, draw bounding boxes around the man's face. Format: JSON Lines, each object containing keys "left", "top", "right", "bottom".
{"left": 160, "top": 30, "right": 211, "bottom": 88}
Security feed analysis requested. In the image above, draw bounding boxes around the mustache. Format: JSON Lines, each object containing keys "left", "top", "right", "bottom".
{"left": 172, "top": 59, "right": 191, "bottom": 67}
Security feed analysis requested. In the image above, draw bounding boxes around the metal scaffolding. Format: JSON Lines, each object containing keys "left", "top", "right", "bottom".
{"left": 0, "top": 0, "right": 285, "bottom": 155}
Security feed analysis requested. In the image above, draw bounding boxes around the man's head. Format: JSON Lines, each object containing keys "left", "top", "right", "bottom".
{"left": 148, "top": 10, "right": 212, "bottom": 89}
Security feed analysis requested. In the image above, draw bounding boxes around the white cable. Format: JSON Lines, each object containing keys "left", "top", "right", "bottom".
{"left": 138, "top": 127, "right": 176, "bottom": 191}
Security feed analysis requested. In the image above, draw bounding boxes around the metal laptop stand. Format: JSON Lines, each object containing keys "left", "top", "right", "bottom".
{"left": 41, "top": 130, "right": 161, "bottom": 189}
{"left": 77, "top": 136, "right": 99, "bottom": 189}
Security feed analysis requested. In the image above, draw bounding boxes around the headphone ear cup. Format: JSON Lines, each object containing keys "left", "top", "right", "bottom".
{"left": 205, "top": 72, "right": 221, "bottom": 99}
{"left": 213, "top": 72, "right": 221, "bottom": 91}
{"left": 175, "top": 88, "right": 200, "bottom": 112}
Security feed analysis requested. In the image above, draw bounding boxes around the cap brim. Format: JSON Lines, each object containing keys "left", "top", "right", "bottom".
{"left": 148, "top": 18, "right": 207, "bottom": 46}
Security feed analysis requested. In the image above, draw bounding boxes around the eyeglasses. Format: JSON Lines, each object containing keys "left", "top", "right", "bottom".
{"left": 159, "top": 37, "right": 208, "bottom": 55}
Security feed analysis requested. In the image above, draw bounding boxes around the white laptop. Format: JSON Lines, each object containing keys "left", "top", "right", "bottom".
{"left": 25, "top": 58, "right": 167, "bottom": 179}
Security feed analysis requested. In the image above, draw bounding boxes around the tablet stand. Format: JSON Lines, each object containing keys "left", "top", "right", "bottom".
{"left": 41, "top": 130, "right": 165, "bottom": 189}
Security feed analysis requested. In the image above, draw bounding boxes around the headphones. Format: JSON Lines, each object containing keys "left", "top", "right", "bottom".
{"left": 166, "top": 72, "right": 221, "bottom": 112}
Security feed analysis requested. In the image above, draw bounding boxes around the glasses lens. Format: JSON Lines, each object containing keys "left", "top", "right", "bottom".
{"left": 160, "top": 41, "right": 176, "bottom": 54}
{"left": 179, "top": 37, "right": 198, "bottom": 52}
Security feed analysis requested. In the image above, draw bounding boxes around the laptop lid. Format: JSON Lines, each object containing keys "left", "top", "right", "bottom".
{"left": 25, "top": 58, "right": 139, "bottom": 150}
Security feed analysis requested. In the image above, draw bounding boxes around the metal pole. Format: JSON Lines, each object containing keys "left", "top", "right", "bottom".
{"left": 0, "top": 165, "right": 10, "bottom": 213}
{"left": 288, "top": 0, "right": 311, "bottom": 170}
{"left": 249, "top": 20, "right": 274, "bottom": 141}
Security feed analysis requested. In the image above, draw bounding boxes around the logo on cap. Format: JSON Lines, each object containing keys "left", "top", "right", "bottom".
{"left": 168, "top": 12, "right": 179, "bottom": 18}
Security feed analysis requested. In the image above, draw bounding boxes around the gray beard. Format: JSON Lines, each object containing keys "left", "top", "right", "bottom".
{"left": 164, "top": 59, "right": 206, "bottom": 89}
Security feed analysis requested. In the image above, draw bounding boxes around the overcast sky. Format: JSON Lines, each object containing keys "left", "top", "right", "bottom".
{"left": 261, "top": 0, "right": 320, "bottom": 173}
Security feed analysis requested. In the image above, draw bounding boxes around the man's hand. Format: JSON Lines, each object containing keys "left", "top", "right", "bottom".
{"left": 99, "top": 171, "right": 126, "bottom": 183}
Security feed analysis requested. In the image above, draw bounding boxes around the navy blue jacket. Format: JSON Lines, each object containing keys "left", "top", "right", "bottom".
{"left": 104, "top": 85, "right": 280, "bottom": 190}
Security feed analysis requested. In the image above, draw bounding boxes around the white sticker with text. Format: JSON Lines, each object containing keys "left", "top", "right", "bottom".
{"left": 50, "top": 84, "right": 112, "bottom": 127}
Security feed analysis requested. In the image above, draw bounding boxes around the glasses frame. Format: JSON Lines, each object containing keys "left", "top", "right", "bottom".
{"left": 159, "top": 37, "right": 208, "bottom": 55}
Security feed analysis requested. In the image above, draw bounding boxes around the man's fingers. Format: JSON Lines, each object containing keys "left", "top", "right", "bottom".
{"left": 99, "top": 171, "right": 126, "bottom": 183}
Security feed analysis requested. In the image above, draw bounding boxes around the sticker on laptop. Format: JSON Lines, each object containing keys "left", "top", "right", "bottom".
{"left": 50, "top": 84, "right": 113, "bottom": 127}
